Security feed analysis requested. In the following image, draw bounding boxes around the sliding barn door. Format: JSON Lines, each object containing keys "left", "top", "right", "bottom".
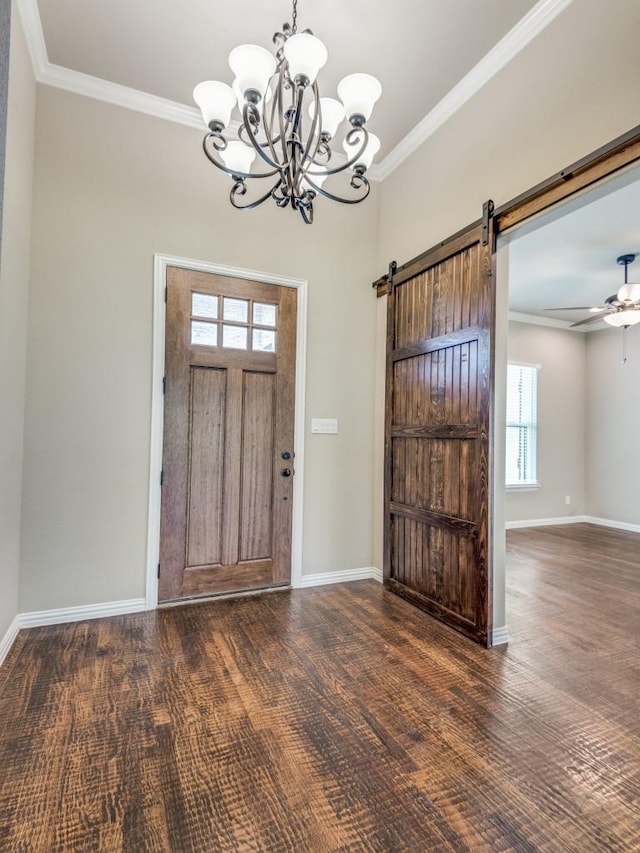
{"left": 384, "top": 215, "right": 495, "bottom": 644}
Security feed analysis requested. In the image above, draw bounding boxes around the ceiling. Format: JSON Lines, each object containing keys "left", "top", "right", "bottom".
{"left": 507, "top": 164, "right": 640, "bottom": 329}
{"left": 34, "top": 0, "right": 541, "bottom": 160}
{"left": 29, "top": 0, "right": 638, "bottom": 314}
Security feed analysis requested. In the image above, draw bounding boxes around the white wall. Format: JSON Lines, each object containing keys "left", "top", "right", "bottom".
{"left": 19, "top": 85, "right": 380, "bottom": 612}
{"left": 0, "top": 9, "right": 35, "bottom": 639}
{"left": 505, "top": 320, "right": 587, "bottom": 522}
{"left": 374, "top": 0, "right": 640, "bottom": 631}
{"left": 586, "top": 326, "right": 640, "bottom": 525}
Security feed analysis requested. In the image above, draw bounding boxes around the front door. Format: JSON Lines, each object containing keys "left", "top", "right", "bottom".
{"left": 158, "top": 266, "right": 297, "bottom": 602}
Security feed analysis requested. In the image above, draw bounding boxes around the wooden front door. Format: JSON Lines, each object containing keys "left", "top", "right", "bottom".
{"left": 159, "top": 266, "right": 297, "bottom": 602}
{"left": 384, "top": 217, "right": 494, "bottom": 644}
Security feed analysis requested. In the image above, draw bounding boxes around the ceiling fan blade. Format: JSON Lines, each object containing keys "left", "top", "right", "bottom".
{"left": 570, "top": 311, "right": 611, "bottom": 327}
{"left": 544, "top": 306, "right": 604, "bottom": 311}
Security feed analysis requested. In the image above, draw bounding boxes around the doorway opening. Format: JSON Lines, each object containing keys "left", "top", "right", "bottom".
{"left": 494, "top": 161, "right": 640, "bottom": 642}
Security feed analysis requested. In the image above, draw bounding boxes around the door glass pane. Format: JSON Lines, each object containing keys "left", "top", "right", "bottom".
{"left": 253, "top": 329, "right": 276, "bottom": 352}
{"left": 223, "top": 324, "right": 248, "bottom": 349}
{"left": 223, "top": 298, "right": 249, "bottom": 323}
{"left": 191, "top": 292, "right": 218, "bottom": 319}
{"left": 253, "top": 302, "right": 277, "bottom": 327}
{"left": 191, "top": 321, "right": 218, "bottom": 346}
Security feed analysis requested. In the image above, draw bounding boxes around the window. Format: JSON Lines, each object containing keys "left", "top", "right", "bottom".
{"left": 189, "top": 293, "right": 278, "bottom": 352}
{"left": 505, "top": 363, "right": 538, "bottom": 487}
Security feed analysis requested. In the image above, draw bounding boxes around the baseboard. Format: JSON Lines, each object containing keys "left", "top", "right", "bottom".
{"left": 299, "top": 567, "right": 382, "bottom": 588}
{"left": 491, "top": 625, "right": 509, "bottom": 647}
{"left": 584, "top": 516, "right": 640, "bottom": 534}
{"left": 17, "top": 598, "right": 147, "bottom": 629}
{"left": 506, "top": 515, "right": 588, "bottom": 529}
{"left": 506, "top": 515, "right": 640, "bottom": 533}
{"left": 0, "top": 617, "right": 21, "bottom": 668}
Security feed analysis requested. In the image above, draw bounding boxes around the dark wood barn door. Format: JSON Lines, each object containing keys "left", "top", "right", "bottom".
{"left": 159, "top": 266, "right": 297, "bottom": 602}
{"left": 384, "top": 217, "right": 494, "bottom": 644}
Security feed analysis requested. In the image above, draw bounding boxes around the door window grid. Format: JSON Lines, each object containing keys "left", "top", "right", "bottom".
{"left": 190, "top": 294, "right": 277, "bottom": 351}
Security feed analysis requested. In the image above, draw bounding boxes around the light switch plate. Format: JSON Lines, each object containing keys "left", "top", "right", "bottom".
{"left": 311, "top": 418, "right": 338, "bottom": 434}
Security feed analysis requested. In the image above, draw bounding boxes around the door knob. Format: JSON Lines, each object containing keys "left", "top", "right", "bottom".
{"left": 281, "top": 451, "right": 292, "bottom": 460}
{"left": 281, "top": 468, "right": 292, "bottom": 478}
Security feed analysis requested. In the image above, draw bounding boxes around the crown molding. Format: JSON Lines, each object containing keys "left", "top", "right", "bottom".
{"left": 40, "top": 62, "right": 207, "bottom": 130}
{"left": 508, "top": 310, "right": 574, "bottom": 329}
{"left": 15, "top": 0, "right": 47, "bottom": 77}
{"left": 374, "top": 0, "right": 576, "bottom": 180}
{"left": 15, "top": 0, "right": 226, "bottom": 132}
{"left": 17, "top": 0, "right": 574, "bottom": 185}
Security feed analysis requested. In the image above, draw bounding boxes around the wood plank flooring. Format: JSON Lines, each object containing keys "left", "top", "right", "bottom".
{"left": 0, "top": 523, "right": 639, "bottom": 851}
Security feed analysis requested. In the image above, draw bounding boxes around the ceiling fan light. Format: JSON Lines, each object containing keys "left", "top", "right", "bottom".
{"left": 228, "top": 44, "right": 276, "bottom": 101}
{"left": 604, "top": 310, "right": 640, "bottom": 327}
{"left": 617, "top": 283, "right": 640, "bottom": 303}
{"left": 337, "top": 73, "right": 382, "bottom": 124}
{"left": 284, "top": 33, "right": 328, "bottom": 85}
{"left": 193, "top": 81, "right": 236, "bottom": 130}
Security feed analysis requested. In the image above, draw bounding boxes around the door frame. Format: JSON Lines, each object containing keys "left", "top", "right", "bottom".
{"left": 145, "top": 253, "right": 308, "bottom": 609}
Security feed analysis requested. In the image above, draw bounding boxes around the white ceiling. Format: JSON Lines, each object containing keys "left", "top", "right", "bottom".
{"left": 507, "top": 165, "right": 640, "bottom": 329}
{"left": 34, "top": 0, "right": 540, "bottom": 160}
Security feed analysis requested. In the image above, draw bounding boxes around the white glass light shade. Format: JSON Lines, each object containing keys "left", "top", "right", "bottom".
{"left": 617, "top": 283, "right": 640, "bottom": 303}
{"left": 604, "top": 310, "right": 640, "bottom": 327}
{"left": 283, "top": 33, "right": 328, "bottom": 84}
{"left": 337, "top": 73, "right": 382, "bottom": 122}
{"left": 308, "top": 97, "right": 345, "bottom": 138}
{"left": 221, "top": 140, "right": 256, "bottom": 175}
{"left": 301, "top": 173, "right": 328, "bottom": 193}
{"left": 229, "top": 44, "right": 276, "bottom": 101}
{"left": 343, "top": 131, "right": 380, "bottom": 171}
{"left": 193, "top": 81, "right": 236, "bottom": 129}
{"left": 233, "top": 79, "right": 272, "bottom": 114}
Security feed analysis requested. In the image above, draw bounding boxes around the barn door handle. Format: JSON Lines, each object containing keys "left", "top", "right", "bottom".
{"left": 281, "top": 468, "right": 292, "bottom": 478}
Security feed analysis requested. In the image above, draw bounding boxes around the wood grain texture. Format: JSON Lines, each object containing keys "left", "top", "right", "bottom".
{"left": 221, "top": 367, "right": 243, "bottom": 568}
{"left": 240, "top": 371, "right": 275, "bottom": 561}
{"left": 186, "top": 367, "right": 226, "bottom": 567}
{"left": 384, "top": 221, "right": 493, "bottom": 644}
{"left": 496, "top": 134, "right": 640, "bottom": 232}
{"left": 1, "top": 522, "right": 639, "bottom": 851}
{"left": 159, "top": 268, "right": 297, "bottom": 601}
{"left": 181, "top": 561, "right": 278, "bottom": 597}
{"left": 271, "top": 285, "right": 297, "bottom": 583}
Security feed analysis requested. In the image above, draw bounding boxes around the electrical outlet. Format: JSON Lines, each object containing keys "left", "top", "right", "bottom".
{"left": 565, "top": 495, "right": 571, "bottom": 505}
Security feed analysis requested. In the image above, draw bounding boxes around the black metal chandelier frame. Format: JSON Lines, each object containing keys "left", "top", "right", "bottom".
{"left": 199, "top": 5, "right": 374, "bottom": 225}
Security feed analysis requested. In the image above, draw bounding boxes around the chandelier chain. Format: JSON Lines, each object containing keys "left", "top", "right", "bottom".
{"left": 291, "top": 0, "right": 298, "bottom": 33}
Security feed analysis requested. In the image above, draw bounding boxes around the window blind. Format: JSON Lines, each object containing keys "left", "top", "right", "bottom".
{"left": 505, "top": 363, "right": 538, "bottom": 486}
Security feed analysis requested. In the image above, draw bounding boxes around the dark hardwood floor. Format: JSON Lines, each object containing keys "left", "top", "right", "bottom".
{"left": 0, "top": 523, "right": 639, "bottom": 851}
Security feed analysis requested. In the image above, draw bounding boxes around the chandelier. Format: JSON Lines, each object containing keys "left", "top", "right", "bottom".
{"left": 192, "top": 0, "right": 382, "bottom": 224}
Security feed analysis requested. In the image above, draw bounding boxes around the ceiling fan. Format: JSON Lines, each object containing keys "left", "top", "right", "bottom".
{"left": 544, "top": 253, "right": 640, "bottom": 328}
